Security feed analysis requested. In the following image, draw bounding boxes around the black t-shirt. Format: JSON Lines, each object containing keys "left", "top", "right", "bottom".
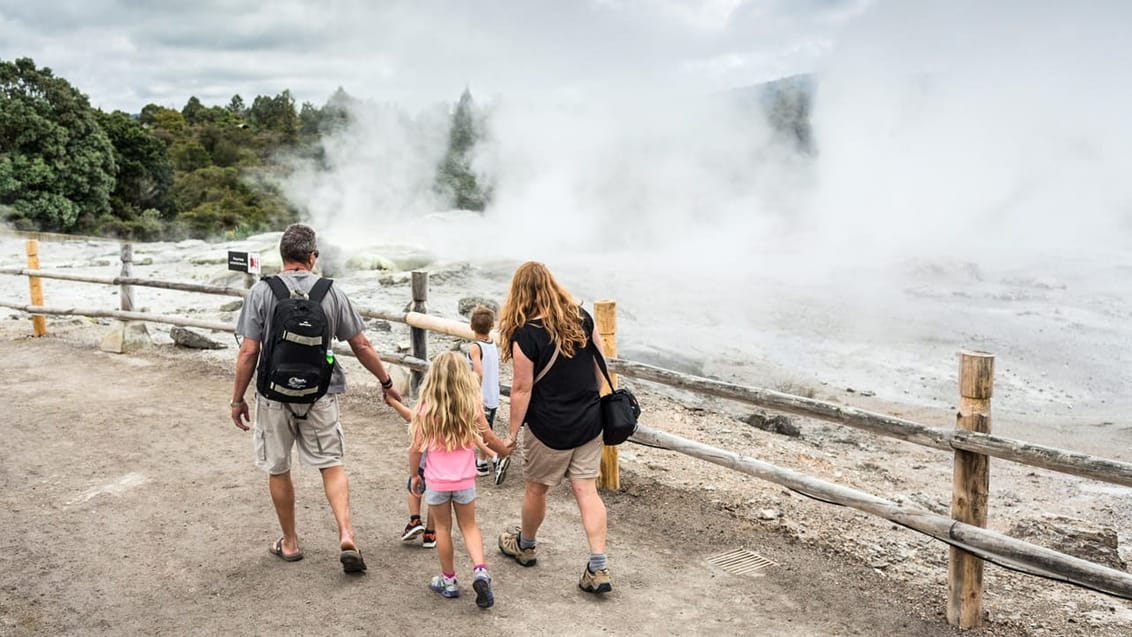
{"left": 512, "top": 308, "right": 602, "bottom": 450}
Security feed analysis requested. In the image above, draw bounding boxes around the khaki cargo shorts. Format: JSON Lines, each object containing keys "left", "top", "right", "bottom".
{"left": 253, "top": 394, "right": 344, "bottom": 474}
{"left": 520, "top": 426, "right": 602, "bottom": 486}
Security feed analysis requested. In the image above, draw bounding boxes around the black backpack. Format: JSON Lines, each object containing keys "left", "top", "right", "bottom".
{"left": 256, "top": 276, "right": 335, "bottom": 404}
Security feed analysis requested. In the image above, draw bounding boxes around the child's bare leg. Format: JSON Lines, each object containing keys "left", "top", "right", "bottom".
{"left": 407, "top": 491, "right": 420, "bottom": 517}
{"left": 430, "top": 501, "right": 455, "bottom": 574}
{"left": 454, "top": 499, "right": 485, "bottom": 566}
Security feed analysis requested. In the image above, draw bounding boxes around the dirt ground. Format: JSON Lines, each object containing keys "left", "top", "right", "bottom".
{"left": 3, "top": 320, "right": 1131, "bottom": 636}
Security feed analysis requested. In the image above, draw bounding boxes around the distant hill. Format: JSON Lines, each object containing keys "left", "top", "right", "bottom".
{"left": 728, "top": 74, "right": 815, "bottom": 153}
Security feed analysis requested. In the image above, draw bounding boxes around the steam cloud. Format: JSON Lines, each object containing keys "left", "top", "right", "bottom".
{"left": 287, "top": 1, "right": 1131, "bottom": 274}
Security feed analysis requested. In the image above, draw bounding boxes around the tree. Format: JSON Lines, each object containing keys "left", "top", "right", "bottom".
{"left": 435, "top": 87, "right": 490, "bottom": 211}
{"left": 247, "top": 90, "right": 299, "bottom": 139}
{"left": 766, "top": 83, "right": 813, "bottom": 154}
{"left": 181, "top": 96, "right": 206, "bottom": 125}
{"left": 96, "top": 110, "right": 174, "bottom": 218}
{"left": 0, "top": 57, "right": 116, "bottom": 231}
{"left": 226, "top": 94, "right": 246, "bottom": 118}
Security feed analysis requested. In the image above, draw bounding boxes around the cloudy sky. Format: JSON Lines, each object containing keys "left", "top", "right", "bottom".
{"left": 0, "top": 0, "right": 869, "bottom": 112}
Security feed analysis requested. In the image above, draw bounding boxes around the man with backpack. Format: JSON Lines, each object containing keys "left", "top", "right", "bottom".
{"left": 229, "top": 223, "right": 402, "bottom": 574}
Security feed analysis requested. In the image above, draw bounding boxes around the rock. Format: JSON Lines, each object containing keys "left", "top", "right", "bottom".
{"left": 758, "top": 508, "right": 782, "bottom": 520}
{"left": 378, "top": 272, "right": 413, "bottom": 286}
{"left": 99, "top": 321, "right": 151, "bottom": 353}
{"left": 1008, "top": 514, "right": 1126, "bottom": 571}
{"left": 744, "top": 411, "right": 801, "bottom": 437}
{"left": 458, "top": 296, "right": 499, "bottom": 317}
{"left": 368, "top": 319, "right": 392, "bottom": 332}
{"left": 170, "top": 326, "right": 228, "bottom": 350}
{"left": 220, "top": 299, "right": 244, "bottom": 312}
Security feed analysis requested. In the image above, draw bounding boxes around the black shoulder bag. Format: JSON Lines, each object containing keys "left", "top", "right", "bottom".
{"left": 589, "top": 341, "right": 641, "bottom": 446}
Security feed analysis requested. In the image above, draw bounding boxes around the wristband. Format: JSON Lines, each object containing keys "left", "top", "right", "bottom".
{"left": 230, "top": 399, "right": 247, "bottom": 408}
{"left": 380, "top": 377, "right": 393, "bottom": 389}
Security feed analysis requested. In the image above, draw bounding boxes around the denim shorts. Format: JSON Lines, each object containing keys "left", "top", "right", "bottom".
{"left": 424, "top": 485, "right": 476, "bottom": 506}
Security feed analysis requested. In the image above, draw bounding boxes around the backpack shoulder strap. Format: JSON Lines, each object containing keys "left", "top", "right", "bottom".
{"left": 307, "top": 277, "right": 333, "bottom": 303}
{"left": 265, "top": 275, "right": 290, "bottom": 300}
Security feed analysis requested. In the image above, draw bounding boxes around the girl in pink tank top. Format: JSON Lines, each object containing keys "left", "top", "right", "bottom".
{"left": 387, "top": 351, "right": 513, "bottom": 608}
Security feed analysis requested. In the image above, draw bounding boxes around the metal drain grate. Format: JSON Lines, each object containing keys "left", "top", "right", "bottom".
{"left": 705, "top": 548, "right": 778, "bottom": 577}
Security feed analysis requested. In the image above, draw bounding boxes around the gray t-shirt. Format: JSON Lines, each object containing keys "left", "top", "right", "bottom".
{"left": 235, "top": 271, "right": 366, "bottom": 394}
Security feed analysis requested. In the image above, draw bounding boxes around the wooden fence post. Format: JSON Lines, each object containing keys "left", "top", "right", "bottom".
{"left": 594, "top": 299, "right": 620, "bottom": 490}
{"left": 948, "top": 351, "right": 994, "bottom": 628}
{"left": 25, "top": 240, "right": 46, "bottom": 336}
{"left": 410, "top": 271, "right": 428, "bottom": 398}
{"left": 119, "top": 243, "right": 135, "bottom": 312}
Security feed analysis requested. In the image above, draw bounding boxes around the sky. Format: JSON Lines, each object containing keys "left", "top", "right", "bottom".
{"left": 0, "top": 0, "right": 869, "bottom": 113}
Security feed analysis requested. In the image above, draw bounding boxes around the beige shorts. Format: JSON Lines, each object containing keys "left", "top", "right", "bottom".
{"left": 520, "top": 426, "right": 602, "bottom": 486}
{"left": 253, "top": 394, "right": 344, "bottom": 474}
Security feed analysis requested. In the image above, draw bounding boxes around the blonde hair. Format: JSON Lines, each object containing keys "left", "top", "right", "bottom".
{"left": 498, "top": 261, "right": 586, "bottom": 362}
{"left": 410, "top": 351, "right": 481, "bottom": 452}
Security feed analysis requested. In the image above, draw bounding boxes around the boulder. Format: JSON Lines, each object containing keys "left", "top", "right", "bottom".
{"left": 170, "top": 326, "right": 228, "bottom": 350}
{"left": 744, "top": 411, "right": 801, "bottom": 437}
{"left": 458, "top": 297, "right": 499, "bottom": 317}
{"left": 100, "top": 321, "right": 152, "bottom": 354}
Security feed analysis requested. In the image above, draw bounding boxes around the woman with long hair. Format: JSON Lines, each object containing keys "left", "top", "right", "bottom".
{"left": 496, "top": 261, "right": 612, "bottom": 594}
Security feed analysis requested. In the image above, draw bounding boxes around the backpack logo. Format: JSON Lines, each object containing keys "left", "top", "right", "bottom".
{"left": 256, "top": 276, "right": 336, "bottom": 404}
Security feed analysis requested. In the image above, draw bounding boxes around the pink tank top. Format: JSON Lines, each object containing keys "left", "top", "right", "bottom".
{"left": 423, "top": 441, "right": 476, "bottom": 491}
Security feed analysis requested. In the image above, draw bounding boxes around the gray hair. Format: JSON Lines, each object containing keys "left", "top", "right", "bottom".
{"left": 279, "top": 224, "right": 317, "bottom": 263}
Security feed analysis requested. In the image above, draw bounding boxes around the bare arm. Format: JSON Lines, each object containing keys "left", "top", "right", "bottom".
{"left": 385, "top": 395, "right": 413, "bottom": 423}
{"left": 469, "top": 342, "right": 484, "bottom": 383}
{"left": 476, "top": 402, "right": 511, "bottom": 457}
{"left": 346, "top": 330, "right": 402, "bottom": 403}
{"left": 507, "top": 341, "right": 533, "bottom": 444}
{"left": 407, "top": 428, "right": 424, "bottom": 494}
{"left": 231, "top": 337, "right": 260, "bottom": 431}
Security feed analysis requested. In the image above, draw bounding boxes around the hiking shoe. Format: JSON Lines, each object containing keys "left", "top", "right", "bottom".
{"left": 476, "top": 460, "right": 491, "bottom": 477}
{"left": 401, "top": 519, "right": 425, "bottom": 542}
{"left": 422, "top": 530, "right": 437, "bottom": 549}
{"left": 473, "top": 571, "right": 494, "bottom": 609}
{"left": 493, "top": 456, "right": 510, "bottom": 485}
{"left": 429, "top": 575, "right": 459, "bottom": 598}
{"left": 579, "top": 566, "right": 612, "bottom": 594}
{"left": 498, "top": 527, "right": 537, "bottom": 566}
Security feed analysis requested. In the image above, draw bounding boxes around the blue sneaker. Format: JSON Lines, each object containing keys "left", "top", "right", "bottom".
{"left": 429, "top": 575, "right": 459, "bottom": 598}
{"left": 473, "top": 570, "right": 494, "bottom": 609}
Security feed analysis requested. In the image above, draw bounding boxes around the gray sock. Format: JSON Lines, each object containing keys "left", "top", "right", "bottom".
{"left": 588, "top": 553, "right": 607, "bottom": 572}
{"left": 519, "top": 535, "right": 537, "bottom": 550}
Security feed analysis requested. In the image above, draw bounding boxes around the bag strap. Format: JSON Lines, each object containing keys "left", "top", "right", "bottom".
{"left": 533, "top": 342, "right": 560, "bottom": 385}
{"left": 587, "top": 338, "right": 616, "bottom": 392}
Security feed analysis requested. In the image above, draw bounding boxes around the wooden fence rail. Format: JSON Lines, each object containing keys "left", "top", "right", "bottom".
{"left": 630, "top": 424, "right": 1132, "bottom": 600}
{"left": 613, "top": 358, "right": 1132, "bottom": 489}
{"left": 0, "top": 267, "right": 249, "bottom": 298}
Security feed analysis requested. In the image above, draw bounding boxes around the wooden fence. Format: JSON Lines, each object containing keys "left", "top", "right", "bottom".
{"left": 4, "top": 238, "right": 1132, "bottom": 630}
